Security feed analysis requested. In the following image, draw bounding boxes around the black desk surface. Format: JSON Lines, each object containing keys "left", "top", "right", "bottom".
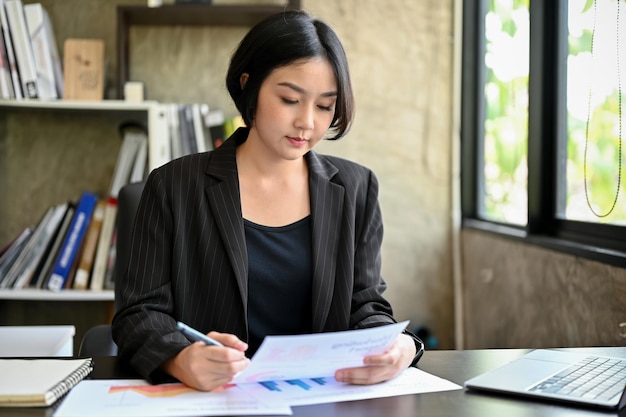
{"left": 4, "top": 347, "right": 626, "bottom": 417}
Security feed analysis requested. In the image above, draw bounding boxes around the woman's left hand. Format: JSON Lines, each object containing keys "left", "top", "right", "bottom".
{"left": 333, "top": 333, "right": 417, "bottom": 385}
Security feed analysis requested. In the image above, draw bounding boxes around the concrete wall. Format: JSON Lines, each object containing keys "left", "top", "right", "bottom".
{"left": 462, "top": 229, "right": 626, "bottom": 348}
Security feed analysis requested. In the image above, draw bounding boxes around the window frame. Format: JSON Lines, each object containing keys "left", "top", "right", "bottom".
{"left": 461, "top": 0, "right": 626, "bottom": 268}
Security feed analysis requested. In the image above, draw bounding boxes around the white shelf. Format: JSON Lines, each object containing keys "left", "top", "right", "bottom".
{"left": 0, "top": 289, "right": 114, "bottom": 301}
{"left": 0, "top": 99, "right": 158, "bottom": 112}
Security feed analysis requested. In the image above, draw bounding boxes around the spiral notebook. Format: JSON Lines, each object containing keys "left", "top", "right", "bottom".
{"left": 0, "top": 358, "right": 93, "bottom": 407}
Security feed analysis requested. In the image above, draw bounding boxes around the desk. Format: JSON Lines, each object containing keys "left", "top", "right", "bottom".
{"left": 2, "top": 347, "right": 625, "bottom": 417}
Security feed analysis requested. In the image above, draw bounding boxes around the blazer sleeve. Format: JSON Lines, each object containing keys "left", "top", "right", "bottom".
{"left": 112, "top": 170, "right": 191, "bottom": 383}
{"left": 345, "top": 163, "right": 396, "bottom": 329}
{"left": 349, "top": 168, "right": 425, "bottom": 366}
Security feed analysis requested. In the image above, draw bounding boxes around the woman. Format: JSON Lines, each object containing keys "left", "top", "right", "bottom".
{"left": 112, "top": 10, "right": 422, "bottom": 392}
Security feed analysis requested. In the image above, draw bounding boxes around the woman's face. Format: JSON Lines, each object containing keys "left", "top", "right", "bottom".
{"left": 248, "top": 57, "right": 338, "bottom": 161}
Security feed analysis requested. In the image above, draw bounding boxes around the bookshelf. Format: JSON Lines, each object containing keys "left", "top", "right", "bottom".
{"left": 0, "top": 101, "right": 165, "bottom": 303}
{"left": 0, "top": 100, "right": 148, "bottom": 350}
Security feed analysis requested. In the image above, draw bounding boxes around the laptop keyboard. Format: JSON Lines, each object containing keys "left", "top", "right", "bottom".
{"left": 529, "top": 356, "right": 626, "bottom": 402}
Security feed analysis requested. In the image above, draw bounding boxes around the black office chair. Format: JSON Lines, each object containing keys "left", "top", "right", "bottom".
{"left": 78, "top": 324, "right": 117, "bottom": 356}
{"left": 78, "top": 181, "right": 145, "bottom": 357}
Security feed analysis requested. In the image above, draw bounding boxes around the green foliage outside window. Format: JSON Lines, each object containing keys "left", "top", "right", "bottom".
{"left": 483, "top": 0, "right": 529, "bottom": 225}
{"left": 483, "top": 0, "right": 625, "bottom": 226}
{"left": 566, "top": 0, "right": 625, "bottom": 224}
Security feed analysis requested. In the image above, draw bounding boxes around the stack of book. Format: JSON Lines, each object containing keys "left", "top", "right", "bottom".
{"left": 0, "top": 0, "right": 63, "bottom": 99}
{"left": 0, "top": 129, "right": 148, "bottom": 292}
{"left": 160, "top": 102, "right": 244, "bottom": 162}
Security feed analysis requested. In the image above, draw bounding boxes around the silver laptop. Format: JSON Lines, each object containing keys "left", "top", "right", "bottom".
{"left": 465, "top": 349, "right": 626, "bottom": 410}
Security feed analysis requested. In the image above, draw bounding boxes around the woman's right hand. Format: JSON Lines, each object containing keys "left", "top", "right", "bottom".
{"left": 161, "top": 331, "right": 250, "bottom": 391}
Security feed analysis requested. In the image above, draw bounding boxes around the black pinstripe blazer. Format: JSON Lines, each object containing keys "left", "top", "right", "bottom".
{"left": 112, "top": 127, "right": 398, "bottom": 382}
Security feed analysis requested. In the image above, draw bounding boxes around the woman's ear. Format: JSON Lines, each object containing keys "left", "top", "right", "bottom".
{"left": 240, "top": 73, "right": 249, "bottom": 90}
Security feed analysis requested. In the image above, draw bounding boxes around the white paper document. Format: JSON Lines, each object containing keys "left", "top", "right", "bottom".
{"left": 53, "top": 368, "right": 461, "bottom": 417}
{"left": 233, "top": 321, "right": 409, "bottom": 383}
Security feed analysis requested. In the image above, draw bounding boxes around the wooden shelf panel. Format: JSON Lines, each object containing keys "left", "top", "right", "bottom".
{"left": 118, "top": 3, "right": 300, "bottom": 27}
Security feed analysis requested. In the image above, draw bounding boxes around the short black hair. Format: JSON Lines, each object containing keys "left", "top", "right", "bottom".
{"left": 226, "top": 10, "right": 354, "bottom": 140}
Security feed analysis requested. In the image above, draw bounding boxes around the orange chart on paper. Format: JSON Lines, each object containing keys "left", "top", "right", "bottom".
{"left": 108, "top": 384, "right": 195, "bottom": 398}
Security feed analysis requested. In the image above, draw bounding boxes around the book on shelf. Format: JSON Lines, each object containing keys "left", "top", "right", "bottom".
{"left": 23, "top": 2, "right": 63, "bottom": 99}
{"left": 63, "top": 38, "right": 104, "bottom": 100}
{"left": 205, "top": 107, "right": 225, "bottom": 148}
{"left": 90, "top": 130, "right": 144, "bottom": 291}
{"left": 0, "top": 27, "right": 15, "bottom": 98}
{"left": 0, "top": 227, "right": 29, "bottom": 260}
{"left": 0, "top": 207, "right": 53, "bottom": 289}
{"left": 0, "top": 227, "right": 31, "bottom": 287}
{"left": 178, "top": 103, "right": 196, "bottom": 156}
{"left": 89, "top": 201, "right": 116, "bottom": 291}
{"left": 129, "top": 131, "right": 148, "bottom": 183}
{"left": 4, "top": 0, "right": 39, "bottom": 98}
{"left": 72, "top": 199, "right": 105, "bottom": 290}
{"left": 0, "top": 358, "right": 93, "bottom": 407}
{"left": 167, "top": 103, "right": 182, "bottom": 160}
{"left": 62, "top": 222, "right": 87, "bottom": 290}
{"left": 12, "top": 202, "right": 67, "bottom": 289}
{"left": 191, "top": 102, "right": 209, "bottom": 153}
{"left": 28, "top": 203, "right": 73, "bottom": 289}
{"left": 47, "top": 192, "right": 98, "bottom": 292}
{"left": 102, "top": 227, "right": 117, "bottom": 290}
{"left": 0, "top": 0, "right": 21, "bottom": 98}
{"left": 170, "top": 103, "right": 221, "bottom": 157}
{"left": 34, "top": 202, "right": 75, "bottom": 289}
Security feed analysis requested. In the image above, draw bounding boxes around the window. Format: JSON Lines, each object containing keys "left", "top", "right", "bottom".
{"left": 461, "top": 0, "right": 626, "bottom": 266}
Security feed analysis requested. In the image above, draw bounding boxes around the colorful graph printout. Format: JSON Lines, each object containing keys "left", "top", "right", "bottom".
{"left": 53, "top": 379, "right": 291, "bottom": 417}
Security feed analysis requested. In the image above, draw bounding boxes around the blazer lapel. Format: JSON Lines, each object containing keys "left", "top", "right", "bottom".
{"left": 307, "top": 151, "right": 344, "bottom": 332}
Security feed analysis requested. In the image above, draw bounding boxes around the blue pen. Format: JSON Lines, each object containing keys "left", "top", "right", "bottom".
{"left": 176, "top": 321, "right": 224, "bottom": 347}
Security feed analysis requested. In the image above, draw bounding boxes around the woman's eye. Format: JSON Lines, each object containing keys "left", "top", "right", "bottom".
{"left": 281, "top": 98, "right": 298, "bottom": 105}
{"left": 318, "top": 105, "right": 333, "bottom": 112}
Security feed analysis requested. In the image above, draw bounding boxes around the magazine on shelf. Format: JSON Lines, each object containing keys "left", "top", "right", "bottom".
{"left": 4, "top": 0, "right": 39, "bottom": 98}
{"left": 0, "top": 0, "right": 22, "bottom": 98}
{"left": 23, "top": 2, "right": 63, "bottom": 98}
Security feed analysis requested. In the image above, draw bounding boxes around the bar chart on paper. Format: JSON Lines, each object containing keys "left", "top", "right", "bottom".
{"left": 259, "top": 377, "right": 329, "bottom": 392}
{"left": 236, "top": 368, "right": 461, "bottom": 407}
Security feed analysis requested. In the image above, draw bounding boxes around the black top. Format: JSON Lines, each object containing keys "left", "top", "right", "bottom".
{"left": 245, "top": 216, "right": 313, "bottom": 355}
